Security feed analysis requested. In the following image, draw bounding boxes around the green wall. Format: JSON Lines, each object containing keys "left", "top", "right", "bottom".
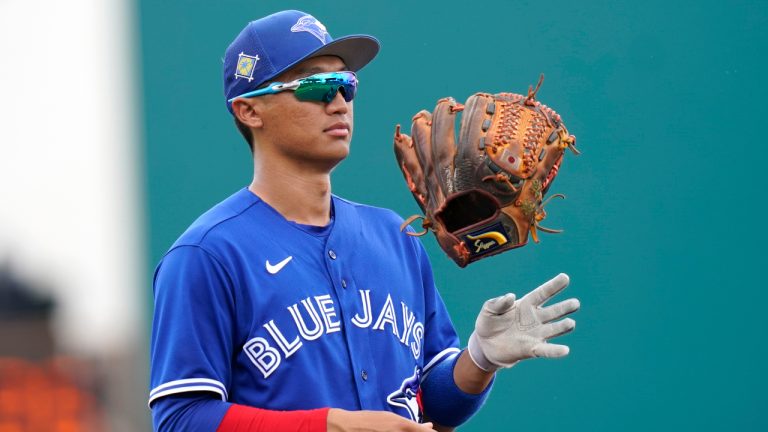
{"left": 139, "top": 1, "right": 767, "bottom": 429}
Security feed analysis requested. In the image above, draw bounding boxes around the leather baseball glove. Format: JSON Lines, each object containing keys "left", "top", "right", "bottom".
{"left": 394, "top": 76, "right": 579, "bottom": 267}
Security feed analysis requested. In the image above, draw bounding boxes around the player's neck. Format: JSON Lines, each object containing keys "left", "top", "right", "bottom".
{"left": 249, "top": 164, "right": 333, "bottom": 226}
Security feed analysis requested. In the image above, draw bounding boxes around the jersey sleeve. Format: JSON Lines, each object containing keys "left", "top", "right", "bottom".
{"left": 414, "top": 240, "right": 461, "bottom": 374}
{"left": 149, "top": 245, "right": 236, "bottom": 407}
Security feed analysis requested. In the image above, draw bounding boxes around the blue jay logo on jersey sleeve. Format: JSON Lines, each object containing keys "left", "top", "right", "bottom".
{"left": 386, "top": 366, "right": 423, "bottom": 422}
{"left": 290, "top": 15, "right": 329, "bottom": 43}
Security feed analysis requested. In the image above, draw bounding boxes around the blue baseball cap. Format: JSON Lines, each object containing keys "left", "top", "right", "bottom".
{"left": 223, "top": 10, "right": 380, "bottom": 113}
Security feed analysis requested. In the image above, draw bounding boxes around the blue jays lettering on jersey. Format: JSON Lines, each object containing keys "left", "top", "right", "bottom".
{"left": 149, "top": 188, "right": 460, "bottom": 420}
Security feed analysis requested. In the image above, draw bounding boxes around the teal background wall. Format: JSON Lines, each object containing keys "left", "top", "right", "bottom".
{"left": 139, "top": 0, "right": 767, "bottom": 430}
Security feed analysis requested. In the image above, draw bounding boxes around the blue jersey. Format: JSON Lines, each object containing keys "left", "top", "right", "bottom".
{"left": 149, "top": 188, "right": 460, "bottom": 421}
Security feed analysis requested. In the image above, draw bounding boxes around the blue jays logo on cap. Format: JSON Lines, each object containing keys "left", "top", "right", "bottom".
{"left": 290, "top": 15, "right": 329, "bottom": 43}
{"left": 235, "top": 52, "right": 260, "bottom": 82}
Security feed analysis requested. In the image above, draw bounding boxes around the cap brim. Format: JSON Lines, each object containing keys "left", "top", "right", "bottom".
{"left": 307, "top": 34, "right": 380, "bottom": 72}
{"left": 257, "top": 34, "right": 380, "bottom": 87}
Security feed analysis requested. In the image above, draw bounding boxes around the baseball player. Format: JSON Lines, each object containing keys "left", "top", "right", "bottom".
{"left": 149, "top": 10, "right": 580, "bottom": 432}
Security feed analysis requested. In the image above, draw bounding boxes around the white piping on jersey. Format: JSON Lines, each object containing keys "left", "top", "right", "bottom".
{"left": 148, "top": 378, "right": 228, "bottom": 407}
{"left": 422, "top": 347, "right": 461, "bottom": 377}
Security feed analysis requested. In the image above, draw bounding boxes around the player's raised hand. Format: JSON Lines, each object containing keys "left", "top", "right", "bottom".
{"left": 467, "top": 273, "right": 580, "bottom": 371}
{"left": 327, "top": 409, "right": 435, "bottom": 431}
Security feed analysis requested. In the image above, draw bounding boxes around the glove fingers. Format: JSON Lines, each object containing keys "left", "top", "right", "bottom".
{"left": 455, "top": 93, "right": 494, "bottom": 191}
{"left": 540, "top": 317, "right": 576, "bottom": 340}
{"left": 532, "top": 342, "right": 570, "bottom": 358}
{"left": 482, "top": 292, "right": 516, "bottom": 315}
{"left": 538, "top": 298, "right": 580, "bottom": 323}
{"left": 430, "top": 97, "right": 459, "bottom": 196}
{"left": 394, "top": 128, "right": 429, "bottom": 213}
{"left": 523, "top": 273, "right": 570, "bottom": 307}
{"left": 411, "top": 110, "right": 446, "bottom": 209}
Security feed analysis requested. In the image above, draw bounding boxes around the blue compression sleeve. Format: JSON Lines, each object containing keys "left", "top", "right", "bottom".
{"left": 420, "top": 351, "right": 494, "bottom": 427}
{"left": 151, "top": 393, "right": 231, "bottom": 432}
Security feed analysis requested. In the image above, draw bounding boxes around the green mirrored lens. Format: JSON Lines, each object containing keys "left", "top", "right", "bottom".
{"left": 294, "top": 72, "right": 357, "bottom": 103}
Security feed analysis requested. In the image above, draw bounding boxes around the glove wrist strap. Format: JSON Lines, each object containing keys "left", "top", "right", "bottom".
{"left": 468, "top": 332, "right": 502, "bottom": 372}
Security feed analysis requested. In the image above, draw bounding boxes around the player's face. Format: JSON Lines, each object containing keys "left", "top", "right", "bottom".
{"left": 255, "top": 56, "right": 354, "bottom": 172}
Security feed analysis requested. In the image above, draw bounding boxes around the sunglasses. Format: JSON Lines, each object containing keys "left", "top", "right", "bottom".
{"left": 228, "top": 71, "right": 358, "bottom": 104}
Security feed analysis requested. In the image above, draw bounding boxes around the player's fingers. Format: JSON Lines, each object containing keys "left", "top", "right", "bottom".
{"left": 540, "top": 317, "right": 576, "bottom": 340}
{"left": 483, "top": 293, "right": 516, "bottom": 315}
{"left": 532, "top": 342, "right": 570, "bottom": 358}
{"left": 538, "top": 298, "right": 580, "bottom": 323}
{"left": 524, "top": 273, "right": 570, "bottom": 306}
{"left": 400, "top": 420, "right": 434, "bottom": 431}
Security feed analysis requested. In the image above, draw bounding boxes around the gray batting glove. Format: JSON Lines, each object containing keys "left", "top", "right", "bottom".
{"left": 467, "top": 273, "right": 580, "bottom": 372}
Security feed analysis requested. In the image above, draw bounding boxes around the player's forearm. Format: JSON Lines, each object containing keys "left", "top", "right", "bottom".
{"left": 425, "top": 353, "right": 490, "bottom": 432}
{"left": 327, "top": 408, "right": 436, "bottom": 431}
{"left": 150, "top": 393, "right": 329, "bottom": 432}
{"left": 452, "top": 349, "right": 495, "bottom": 394}
{"left": 419, "top": 351, "right": 494, "bottom": 428}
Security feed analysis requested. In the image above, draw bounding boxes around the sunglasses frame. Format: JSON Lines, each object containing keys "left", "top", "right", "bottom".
{"left": 228, "top": 71, "right": 358, "bottom": 104}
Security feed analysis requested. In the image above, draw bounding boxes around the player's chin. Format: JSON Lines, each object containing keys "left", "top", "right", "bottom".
{"left": 317, "top": 145, "right": 350, "bottom": 170}
{"left": 326, "top": 136, "right": 352, "bottom": 154}
{"left": 330, "top": 146, "right": 351, "bottom": 164}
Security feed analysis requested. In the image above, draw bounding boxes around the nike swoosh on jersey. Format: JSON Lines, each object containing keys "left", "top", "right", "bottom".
{"left": 265, "top": 256, "right": 293, "bottom": 274}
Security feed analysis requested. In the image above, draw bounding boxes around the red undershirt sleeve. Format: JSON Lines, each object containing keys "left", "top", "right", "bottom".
{"left": 216, "top": 404, "right": 330, "bottom": 432}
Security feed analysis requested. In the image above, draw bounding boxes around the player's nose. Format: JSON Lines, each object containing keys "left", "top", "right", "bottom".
{"left": 325, "top": 90, "right": 349, "bottom": 115}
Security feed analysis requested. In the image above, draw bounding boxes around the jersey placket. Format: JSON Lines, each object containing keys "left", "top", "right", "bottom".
{"left": 322, "top": 201, "right": 381, "bottom": 410}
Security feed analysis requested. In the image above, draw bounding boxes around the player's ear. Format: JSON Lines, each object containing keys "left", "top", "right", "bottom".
{"left": 232, "top": 98, "right": 264, "bottom": 129}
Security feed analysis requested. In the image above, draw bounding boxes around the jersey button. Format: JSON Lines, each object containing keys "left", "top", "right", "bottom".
{"left": 361, "top": 370, "right": 368, "bottom": 381}
{"left": 341, "top": 279, "right": 347, "bottom": 289}
{"left": 328, "top": 250, "right": 337, "bottom": 260}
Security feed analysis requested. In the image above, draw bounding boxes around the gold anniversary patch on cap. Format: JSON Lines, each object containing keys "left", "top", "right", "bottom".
{"left": 235, "top": 52, "right": 260, "bottom": 82}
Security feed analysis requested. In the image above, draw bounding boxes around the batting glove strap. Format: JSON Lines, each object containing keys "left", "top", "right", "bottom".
{"left": 467, "top": 331, "right": 517, "bottom": 373}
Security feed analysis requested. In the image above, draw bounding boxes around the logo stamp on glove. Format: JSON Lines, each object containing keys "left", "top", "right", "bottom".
{"left": 463, "top": 223, "right": 510, "bottom": 256}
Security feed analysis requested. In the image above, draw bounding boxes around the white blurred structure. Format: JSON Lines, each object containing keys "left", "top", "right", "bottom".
{"left": 0, "top": 0, "right": 142, "bottom": 358}
{"left": 0, "top": 0, "right": 147, "bottom": 430}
